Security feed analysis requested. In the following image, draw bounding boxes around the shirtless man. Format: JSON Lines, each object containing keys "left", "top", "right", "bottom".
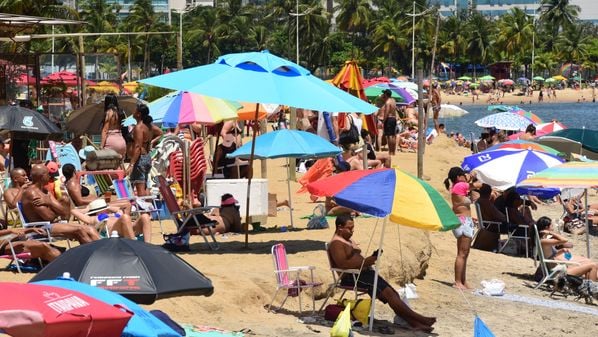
{"left": 328, "top": 215, "right": 436, "bottom": 332}
{"left": 3, "top": 168, "right": 31, "bottom": 209}
{"left": 378, "top": 89, "right": 398, "bottom": 155}
{"left": 126, "top": 104, "right": 162, "bottom": 196}
{"left": 404, "top": 103, "right": 418, "bottom": 127}
{"left": 431, "top": 83, "right": 442, "bottom": 131}
{"left": 21, "top": 164, "right": 99, "bottom": 244}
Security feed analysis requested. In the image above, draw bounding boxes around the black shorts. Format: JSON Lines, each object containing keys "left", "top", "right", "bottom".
{"left": 383, "top": 118, "right": 397, "bottom": 136}
{"left": 340, "top": 269, "right": 391, "bottom": 303}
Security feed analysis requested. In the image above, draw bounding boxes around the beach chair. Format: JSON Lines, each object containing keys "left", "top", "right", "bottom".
{"left": 0, "top": 234, "right": 44, "bottom": 273}
{"left": 503, "top": 207, "right": 530, "bottom": 258}
{"left": 16, "top": 202, "right": 71, "bottom": 248}
{"left": 112, "top": 178, "right": 164, "bottom": 233}
{"left": 532, "top": 224, "right": 580, "bottom": 289}
{"left": 156, "top": 175, "right": 219, "bottom": 250}
{"left": 318, "top": 242, "right": 369, "bottom": 312}
{"left": 268, "top": 243, "right": 322, "bottom": 316}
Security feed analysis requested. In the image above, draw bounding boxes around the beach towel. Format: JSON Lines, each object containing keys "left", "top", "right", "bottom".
{"left": 297, "top": 158, "right": 334, "bottom": 193}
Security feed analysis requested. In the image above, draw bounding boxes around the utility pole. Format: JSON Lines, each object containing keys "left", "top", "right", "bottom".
{"left": 417, "top": 68, "right": 424, "bottom": 179}
{"left": 407, "top": 2, "right": 435, "bottom": 79}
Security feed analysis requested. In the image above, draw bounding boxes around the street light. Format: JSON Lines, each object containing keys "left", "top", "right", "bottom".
{"left": 406, "top": 1, "right": 434, "bottom": 79}
{"left": 289, "top": 0, "right": 314, "bottom": 65}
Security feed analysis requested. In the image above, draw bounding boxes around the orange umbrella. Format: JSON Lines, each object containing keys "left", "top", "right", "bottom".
{"left": 330, "top": 61, "right": 376, "bottom": 133}
{"left": 237, "top": 102, "right": 281, "bottom": 120}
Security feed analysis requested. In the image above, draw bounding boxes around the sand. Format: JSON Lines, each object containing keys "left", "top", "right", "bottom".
{"left": 442, "top": 87, "right": 597, "bottom": 106}
{"left": 3, "top": 135, "right": 598, "bottom": 337}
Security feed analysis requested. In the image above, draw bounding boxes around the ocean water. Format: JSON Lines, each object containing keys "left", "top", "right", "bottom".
{"left": 439, "top": 102, "right": 598, "bottom": 140}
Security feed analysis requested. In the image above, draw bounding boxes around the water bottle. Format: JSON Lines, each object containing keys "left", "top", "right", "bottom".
{"left": 564, "top": 251, "right": 572, "bottom": 260}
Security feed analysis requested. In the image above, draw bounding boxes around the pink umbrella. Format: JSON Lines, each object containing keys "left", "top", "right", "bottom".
{"left": 536, "top": 121, "right": 567, "bottom": 136}
{"left": 15, "top": 73, "right": 36, "bottom": 86}
{"left": 499, "top": 79, "right": 514, "bottom": 86}
{"left": 41, "top": 71, "right": 96, "bottom": 86}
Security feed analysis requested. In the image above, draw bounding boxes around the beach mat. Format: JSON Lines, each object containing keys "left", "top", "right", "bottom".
{"left": 183, "top": 325, "right": 244, "bottom": 337}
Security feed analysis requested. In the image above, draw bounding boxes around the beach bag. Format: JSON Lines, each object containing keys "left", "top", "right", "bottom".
{"left": 338, "top": 116, "right": 359, "bottom": 145}
{"left": 330, "top": 304, "right": 352, "bottom": 337}
{"left": 340, "top": 298, "right": 371, "bottom": 326}
{"left": 307, "top": 204, "right": 329, "bottom": 230}
{"left": 162, "top": 232, "right": 190, "bottom": 252}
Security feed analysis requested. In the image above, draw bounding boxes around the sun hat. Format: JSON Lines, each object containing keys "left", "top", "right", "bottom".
{"left": 221, "top": 194, "right": 238, "bottom": 206}
{"left": 87, "top": 198, "right": 109, "bottom": 215}
{"left": 46, "top": 161, "right": 59, "bottom": 174}
{"left": 221, "top": 133, "right": 235, "bottom": 147}
{"left": 78, "top": 145, "right": 96, "bottom": 160}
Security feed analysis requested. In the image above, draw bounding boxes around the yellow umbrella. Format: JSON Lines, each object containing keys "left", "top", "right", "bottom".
{"left": 122, "top": 81, "right": 139, "bottom": 94}
{"left": 88, "top": 81, "right": 120, "bottom": 94}
{"left": 552, "top": 75, "right": 567, "bottom": 81}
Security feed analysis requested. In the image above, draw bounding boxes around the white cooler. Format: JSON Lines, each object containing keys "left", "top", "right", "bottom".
{"left": 205, "top": 178, "right": 269, "bottom": 217}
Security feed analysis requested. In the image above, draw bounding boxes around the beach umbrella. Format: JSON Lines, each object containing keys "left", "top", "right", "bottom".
{"left": 479, "top": 75, "right": 495, "bottom": 81}
{"left": 35, "top": 278, "right": 182, "bottom": 337}
{"left": 306, "top": 168, "right": 460, "bottom": 331}
{"left": 228, "top": 129, "right": 341, "bottom": 227}
{"left": 0, "top": 105, "right": 62, "bottom": 140}
{"left": 487, "top": 105, "right": 516, "bottom": 112}
{"left": 485, "top": 140, "right": 562, "bottom": 156}
{"left": 438, "top": 104, "right": 469, "bottom": 117}
{"left": 139, "top": 50, "right": 377, "bottom": 247}
{"left": 461, "top": 149, "right": 564, "bottom": 190}
{"left": 88, "top": 81, "right": 120, "bottom": 94}
{"left": 30, "top": 237, "right": 214, "bottom": 304}
{"left": 41, "top": 70, "right": 95, "bottom": 86}
{"left": 469, "top": 82, "right": 480, "bottom": 89}
{"left": 517, "top": 77, "right": 529, "bottom": 83}
{"left": 551, "top": 75, "right": 567, "bottom": 81}
{"left": 362, "top": 76, "right": 391, "bottom": 87}
{"left": 0, "top": 282, "right": 132, "bottom": 337}
{"left": 474, "top": 112, "right": 535, "bottom": 131}
{"left": 122, "top": 81, "right": 139, "bottom": 94}
{"left": 389, "top": 80, "right": 419, "bottom": 92}
{"left": 158, "top": 91, "right": 240, "bottom": 127}
{"left": 518, "top": 161, "right": 598, "bottom": 256}
{"left": 372, "top": 83, "right": 418, "bottom": 101}
{"left": 544, "top": 78, "right": 557, "bottom": 84}
{"left": 498, "top": 79, "right": 514, "bottom": 86}
{"left": 15, "top": 73, "right": 36, "bottom": 86}
{"left": 533, "top": 76, "right": 545, "bottom": 81}
{"left": 510, "top": 108, "right": 543, "bottom": 125}
{"left": 458, "top": 76, "right": 472, "bottom": 81}
{"left": 536, "top": 121, "right": 566, "bottom": 136}
{"left": 66, "top": 95, "right": 146, "bottom": 134}
{"left": 537, "top": 128, "right": 598, "bottom": 160}
{"left": 237, "top": 101, "right": 279, "bottom": 121}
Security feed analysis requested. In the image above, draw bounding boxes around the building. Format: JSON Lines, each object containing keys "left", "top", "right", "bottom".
{"left": 430, "top": 0, "right": 597, "bottom": 22}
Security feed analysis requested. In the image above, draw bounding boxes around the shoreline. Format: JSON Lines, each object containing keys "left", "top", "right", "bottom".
{"left": 441, "top": 87, "right": 597, "bottom": 107}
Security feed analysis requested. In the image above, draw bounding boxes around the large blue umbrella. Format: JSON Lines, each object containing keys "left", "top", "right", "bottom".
{"left": 461, "top": 149, "right": 564, "bottom": 190}
{"left": 34, "top": 278, "right": 182, "bottom": 337}
{"left": 228, "top": 129, "right": 341, "bottom": 227}
{"left": 139, "top": 50, "right": 377, "bottom": 114}
{"left": 140, "top": 51, "right": 375, "bottom": 245}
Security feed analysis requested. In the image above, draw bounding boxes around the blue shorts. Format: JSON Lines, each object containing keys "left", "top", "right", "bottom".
{"left": 453, "top": 216, "right": 475, "bottom": 238}
{"left": 130, "top": 153, "right": 151, "bottom": 185}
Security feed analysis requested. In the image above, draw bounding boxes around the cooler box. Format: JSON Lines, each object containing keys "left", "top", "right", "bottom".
{"left": 205, "top": 179, "right": 268, "bottom": 216}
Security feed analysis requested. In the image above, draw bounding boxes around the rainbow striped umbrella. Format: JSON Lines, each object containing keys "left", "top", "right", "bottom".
{"left": 485, "top": 140, "right": 561, "bottom": 156}
{"left": 161, "top": 91, "right": 241, "bottom": 126}
{"left": 518, "top": 161, "right": 598, "bottom": 189}
{"left": 307, "top": 168, "right": 460, "bottom": 231}
{"left": 511, "top": 108, "right": 543, "bottom": 124}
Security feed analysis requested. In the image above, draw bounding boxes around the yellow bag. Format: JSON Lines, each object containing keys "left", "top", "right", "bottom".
{"left": 340, "top": 298, "right": 371, "bottom": 326}
{"left": 330, "top": 304, "right": 352, "bottom": 337}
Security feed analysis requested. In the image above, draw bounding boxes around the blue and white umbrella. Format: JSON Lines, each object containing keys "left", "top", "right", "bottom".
{"left": 462, "top": 149, "right": 564, "bottom": 190}
{"left": 475, "top": 112, "right": 533, "bottom": 131}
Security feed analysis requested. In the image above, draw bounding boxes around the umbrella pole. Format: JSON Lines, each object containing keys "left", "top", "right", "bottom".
{"left": 584, "top": 188, "right": 591, "bottom": 257}
{"left": 212, "top": 124, "right": 223, "bottom": 177}
{"left": 368, "top": 216, "right": 387, "bottom": 332}
{"left": 244, "top": 104, "right": 260, "bottom": 248}
{"left": 286, "top": 158, "right": 294, "bottom": 228}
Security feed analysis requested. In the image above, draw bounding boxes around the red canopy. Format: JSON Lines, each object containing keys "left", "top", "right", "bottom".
{"left": 41, "top": 71, "right": 96, "bottom": 86}
{"left": 15, "top": 73, "right": 36, "bottom": 86}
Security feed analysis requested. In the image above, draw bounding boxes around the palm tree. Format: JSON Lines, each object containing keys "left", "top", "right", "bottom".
{"left": 554, "top": 25, "right": 592, "bottom": 65}
{"left": 539, "top": 0, "right": 580, "bottom": 42}
{"left": 126, "top": 0, "right": 158, "bottom": 78}
{"left": 465, "top": 13, "right": 495, "bottom": 79}
{"left": 335, "top": 0, "right": 372, "bottom": 50}
{"left": 186, "top": 7, "right": 225, "bottom": 64}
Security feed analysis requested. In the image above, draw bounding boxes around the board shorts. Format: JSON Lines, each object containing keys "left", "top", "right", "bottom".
{"left": 130, "top": 153, "right": 151, "bottom": 185}
{"left": 383, "top": 117, "right": 397, "bottom": 136}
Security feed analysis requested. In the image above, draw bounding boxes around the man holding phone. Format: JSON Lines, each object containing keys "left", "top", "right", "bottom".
{"left": 328, "top": 214, "right": 436, "bottom": 332}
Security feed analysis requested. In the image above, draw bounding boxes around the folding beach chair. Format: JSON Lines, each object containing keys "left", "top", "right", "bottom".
{"left": 503, "top": 207, "right": 530, "bottom": 258}
{"left": 0, "top": 234, "right": 45, "bottom": 273}
{"left": 156, "top": 175, "right": 219, "bottom": 250}
{"left": 16, "top": 202, "right": 71, "bottom": 248}
{"left": 318, "top": 242, "right": 369, "bottom": 312}
{"left": 112, "top": 178, "right": 164, "bottom": 233}
{"left": 268, "top": 243, "right": 322, "bottom": 316}
{"left": 532, "top": 224, "right": 580, "bottom": 289}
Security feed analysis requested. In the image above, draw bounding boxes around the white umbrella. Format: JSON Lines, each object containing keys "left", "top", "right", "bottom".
{"left": 437, "top": 104, "right": 469, "bottom": 118}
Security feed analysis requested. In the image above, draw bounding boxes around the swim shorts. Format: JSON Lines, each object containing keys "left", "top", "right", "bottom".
{"left": 453, "top": 216, "right": 475, "bottom": 239}
{"left": 340, "top": 269, "right": 392, "bottom": 303}
{"left": 383, "top": 117, "right": 397, "bottom": 136}
{"left": 130, "top": 153, "right": 151, "bottom": 185}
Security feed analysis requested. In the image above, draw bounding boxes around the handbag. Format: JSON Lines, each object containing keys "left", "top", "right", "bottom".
{"left": 307, "top": 204, "right": 329, "bottom": 230}
{"left": 338, "top": 115, "right": 359, "bottom": 145}
{"left": 330, "top": 304, "right": 352, "bottom": 337}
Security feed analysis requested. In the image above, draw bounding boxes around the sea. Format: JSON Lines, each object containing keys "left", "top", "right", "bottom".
{"left": 439, "top": 102, "right": 598, "bottom": 141}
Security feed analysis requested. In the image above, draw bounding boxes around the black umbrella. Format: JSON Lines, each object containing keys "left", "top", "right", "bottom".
{"left": 0, "top": 105, "right": 62, "bottom": 140}
{"left": 30, "top": 237, "right": 214, "bottom": 304}
{"left": 66, "top": 96, "right": 145, "bottom": 135}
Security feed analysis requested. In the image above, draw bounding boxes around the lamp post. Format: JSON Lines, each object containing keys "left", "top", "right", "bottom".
{"left": 407, "top": 2, "right": 434, "bottom": 79}
{"left": 289, "top": 0, "right": 314, "bottom": 65}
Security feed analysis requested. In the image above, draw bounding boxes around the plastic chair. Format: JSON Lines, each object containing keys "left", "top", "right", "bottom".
{"left": 156, "top": 175, "right": 219, "bottom": 250}
{"left": 532, "top": 224, "right": 580, "bottom": 289}
{"left": 268, "top": 243, "right": 322, "bottom": 316}
{"left": 318, "top": 242, "right": 369, "bottom": 312}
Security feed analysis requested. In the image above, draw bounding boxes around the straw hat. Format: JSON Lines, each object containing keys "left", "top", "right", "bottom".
{"left": 87, "top": 198, "right": 109, "bottom": 215}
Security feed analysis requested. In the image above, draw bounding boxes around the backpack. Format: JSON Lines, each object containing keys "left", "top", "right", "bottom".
{"left": 338, "top": 115, "right": 359, "bottom": 145}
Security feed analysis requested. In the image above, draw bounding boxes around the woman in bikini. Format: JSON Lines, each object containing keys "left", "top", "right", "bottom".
{"left": 444, "top": 167, "right": 477, "bottom": 290}
{"left": 537, "top": 216, "right": 598, "bottom": 280}
{"left": 100, "top": 94, "right": 127, "bottom": 159}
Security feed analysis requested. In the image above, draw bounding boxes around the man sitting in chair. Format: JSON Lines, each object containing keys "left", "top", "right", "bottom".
{"left": 4, "top": 168, "right": 31, "bottom": 209}
{"left": 328, "top": 215, "right": 436, "bottom": 332}
{"left": 20, "top": 164, "right": 100, "bottom": 244}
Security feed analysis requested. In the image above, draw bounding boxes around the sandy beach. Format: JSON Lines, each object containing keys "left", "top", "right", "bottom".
{"left": 3, "top": 134, "right": 598, "bottom": 337}
{"left": 442, "top": 87, "right": 597, "bottom": 107}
